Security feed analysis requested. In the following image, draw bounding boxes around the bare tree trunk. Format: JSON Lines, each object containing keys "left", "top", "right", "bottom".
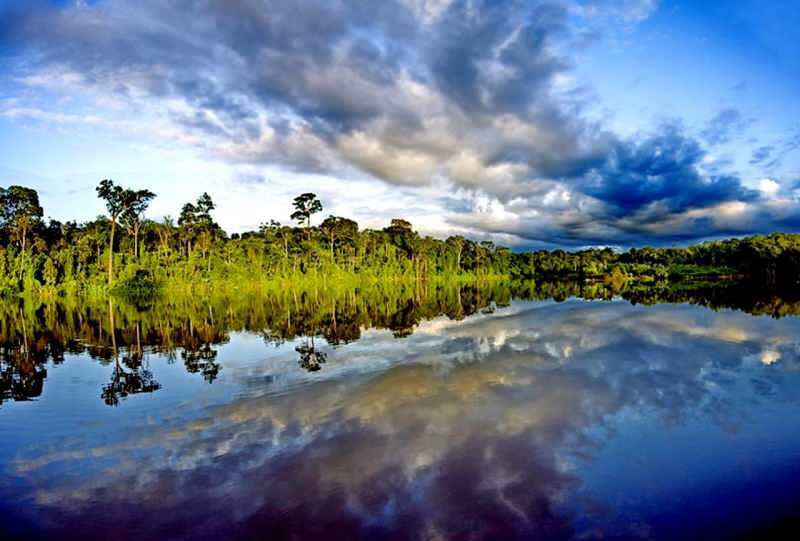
{"left": 108, "top": 220, "right": 116, "bottom": 285}
{"left": 18, "top": 229, "right": 27, "bottom": 281}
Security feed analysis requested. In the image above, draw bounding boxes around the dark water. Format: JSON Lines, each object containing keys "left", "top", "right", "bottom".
{"left": 2, "top": 283, "right": 800, "bottom": 540}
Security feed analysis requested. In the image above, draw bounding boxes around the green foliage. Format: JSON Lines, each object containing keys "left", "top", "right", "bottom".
{"left": 4, "top": 184, "right": 800, "bottom": 295}
{"left": 112, "top": 269, "right": 162, "bottom": 302}
{"left": 42, "top": 257, "right": 58, "bottom": 287}
{"left": 290, "top": 193, "right": 323, "bottom": 230}
{"left": 95, "top": 179, "right": 156, "bottom": 284}
{"left": 0, "top": 185, "right": 43, "bottom": 252}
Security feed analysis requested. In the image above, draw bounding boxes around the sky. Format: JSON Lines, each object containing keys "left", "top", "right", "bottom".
{"left": 0, "top": 0, "right": 798, "bottom": 249}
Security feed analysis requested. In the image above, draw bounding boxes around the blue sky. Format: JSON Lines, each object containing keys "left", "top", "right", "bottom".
{"left": 0, "top": 0, "right": 798, "bottom": 248}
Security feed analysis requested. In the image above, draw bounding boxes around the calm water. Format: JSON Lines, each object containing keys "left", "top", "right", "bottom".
{"left": 2, "top": 284, "right": 800, "bottom": 540}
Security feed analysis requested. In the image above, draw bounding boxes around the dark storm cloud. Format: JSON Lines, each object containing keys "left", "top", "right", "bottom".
{"left": 579, "top": 126, "right": 757, "bottom": 216}
{"left": 0, "top": 0, "right": 788, "bottom": 246}
{"left": 428, "top": 0, "right": 568, "bottom": 114}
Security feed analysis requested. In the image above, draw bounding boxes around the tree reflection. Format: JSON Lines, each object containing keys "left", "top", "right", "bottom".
{"left": 182, "top": 345, "right": 221, "bottom": 383}
{"left": 295, "top": 336, "right": 328, "bottom": 372}
{"left": 101, "top": 356, "right": 161, "bottom": 406}
{"left": 101, "top": 300, "right": 161, "bottom": 406}
{"left": 3, "top": 279, "right": 800, "bottom": 404}
{"left": 0, "top": 306, "right": 47, "bottom": 404}
{"left": 0, "top": 353, "right": 46, "bottom": 404}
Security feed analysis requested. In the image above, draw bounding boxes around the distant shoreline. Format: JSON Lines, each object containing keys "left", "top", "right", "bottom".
{"left": 3, "top": 185, "right": 800, "bottom": 297}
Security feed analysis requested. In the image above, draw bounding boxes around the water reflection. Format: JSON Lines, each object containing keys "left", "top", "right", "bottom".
{"left": 0, "top": 283, "right": 513, "bottom": 405}
{"left": 295, "top": 336, "right": 328, "bottom": 372}
{"left": 2, "top": 280, "right": 800, "bottom": 406}
{"left": 101, "top": 356, "right": 161, "bottom": 407}
{"left": 1, "top": 283, "right": 800, "bottom": 539}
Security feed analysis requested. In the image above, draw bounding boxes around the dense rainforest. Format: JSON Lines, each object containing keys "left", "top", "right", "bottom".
{"left": 1, "top": 181, "right": 800, "bottom": 296}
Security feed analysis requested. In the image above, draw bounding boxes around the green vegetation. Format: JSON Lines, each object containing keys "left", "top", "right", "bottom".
{"left": 2, "top": 181, "right": 800, "bottom": 296}
{"left": 111, "top": 269, "right": 161, "bottom": 303}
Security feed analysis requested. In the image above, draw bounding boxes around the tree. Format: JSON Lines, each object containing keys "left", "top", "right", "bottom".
{"left": 120, "top": 189, "right": 155, "bottom": 259}
{"left": 260, "top": 219, "right": 294, "bottom": 265}
{"left": 446, "top": 235, "right": 466, "bottom": 273}
{"left": 194, "top": 193, "right": 216, "bottom": 227}
{"left": 320, "top": 215, "right": 358, "bottom": 264}
{"left": 178, "top": 193, "right": 218, "bottom": 263}
{"left": 385, "top": 219, "right": 417, "bottom": 261}
{"left": 96, "top": 180, "right": 155, "bottom": 284}
{"left": 154, "top": 216, "right": 175, "bottom": 255}
{"left": 96, "top": 180, "right": 127, "bottom": 285}
{"left": 178, "top": 202, "right": 198, "bottom": 256}
{"left": 290, "top": 193, "right": 322, "bottom": 240}
{"left": 0, "top": 186, "right": 43, "bottom": 278}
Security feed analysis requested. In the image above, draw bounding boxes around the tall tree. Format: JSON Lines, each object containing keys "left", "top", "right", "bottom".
{"left": 446, "top": 235, "right": 466, "bottom": 273}
{"left": 154, "top": 216, "right": 175, "bottom": 255}
{"left": 290, "top": 193, "right": 322, "bottom": 240}
{"left": 0, "top": 186, "right": 43, "bottom": 278}
{"left": 178, "top": 193, "right": 218, "bottom": 263}
{"left": 96, "top": 179, "right": 155, "bottom": 284}
{"left": 96, "top": 180, "right": 126, "bottom": 285}
{"left": 120, "top": 189, "right": 155, "bottom": 259}
{"left": 320, "top": 215, "right": 358, "bottom": 264}
{"left": 260, "top": 220, "right": 292, "bottom": 264}
{"left": 194, "top": 193, "right": 216, "bottom": 227}
{"left": 385, "top": 219, "right": 417, "bottom": 261}
{"left": 178, "top": 202, "right": 198, "bottom": 256}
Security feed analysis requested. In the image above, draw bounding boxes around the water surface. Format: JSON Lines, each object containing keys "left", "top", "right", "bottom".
{"left": 1, "top": 284, "right": 800, "bottom": 540}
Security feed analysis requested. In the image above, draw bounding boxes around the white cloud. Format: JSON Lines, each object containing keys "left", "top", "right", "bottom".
{"left": 760, "top": 350, "right": 781, "bottom": 365}
{"left": 758, "top": 177, "right": 780, "bottom": 196}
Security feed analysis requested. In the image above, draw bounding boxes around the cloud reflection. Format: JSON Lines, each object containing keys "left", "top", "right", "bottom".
{"left": 5, "top": 300, "right": 800, "bottom": 539}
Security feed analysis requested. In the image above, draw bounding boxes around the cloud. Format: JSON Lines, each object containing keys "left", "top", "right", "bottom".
{"left": 0, "top": 0, "right": 796, "bottom": 246}
{"left": 233, "top": 172, "right": 268, "bottom": 185}
{"left": 576, "top": 0, "right": 660, "bottom": 23}
{"left": 3, "top": 1, "right": 610, "bottom": 187}
{"left": 750, "top": 145, "right": 774, "bottom": 165}
{"left": 758, "top": 178, "right": 780, "bottom": 196}
{"left": 700, "top": 108, "right": 752, "bottom": 146}
{"left": 580, "top": 125, "right": 756, "bottom": 216}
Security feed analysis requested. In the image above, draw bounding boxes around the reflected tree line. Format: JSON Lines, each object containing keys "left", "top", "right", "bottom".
{"left": 0, "top": 282, "right": 512, "bottom": 406}
{"left": 3, "top": 279, "right": 800, "bottom": 406}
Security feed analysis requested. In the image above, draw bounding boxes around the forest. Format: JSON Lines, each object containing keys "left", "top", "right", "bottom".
{"left": 2, "top": 181, "right": 800, "bottom": 296}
